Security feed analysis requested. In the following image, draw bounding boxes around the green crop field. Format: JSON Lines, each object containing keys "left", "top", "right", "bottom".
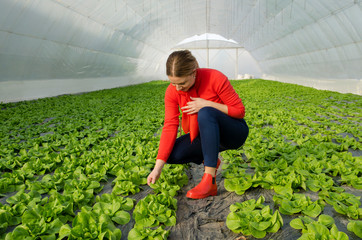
{"left": 0, "top": 79, "right": 361, "bottom": 239}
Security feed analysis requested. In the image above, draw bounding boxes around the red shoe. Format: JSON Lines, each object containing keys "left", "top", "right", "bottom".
{"left": 186, "top": 173, "right": 217, "bottom": 199}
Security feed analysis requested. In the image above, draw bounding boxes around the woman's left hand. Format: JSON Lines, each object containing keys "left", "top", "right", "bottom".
{"left": 181, "top": 97, "right": 210, "bottom": 115}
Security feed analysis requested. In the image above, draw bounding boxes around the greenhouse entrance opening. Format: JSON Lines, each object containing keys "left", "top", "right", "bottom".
{"left": 172, "top": 33, "right": 262, "bottom": 80}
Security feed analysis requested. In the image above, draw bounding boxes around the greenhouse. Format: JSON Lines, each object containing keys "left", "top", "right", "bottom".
{"left": 0, "top": 0, "right": 361, "bottom": 240}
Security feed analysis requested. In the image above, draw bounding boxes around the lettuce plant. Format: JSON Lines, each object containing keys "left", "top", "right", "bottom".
{"left": 132, "top": 193, "right": 177, "bottom": 228}
{"left": 112, "top": 181, "right": 141, "bottom": 196}
{"left": 226, "top": 196, "right": 283, "bottom": 238}
{"left": 62, "top": 181, "right": 99, "bottom": 209}
{"left": 111, "top": 166, "right": 149, "bottom": 196}
{"left": 128, "top": 225, "right": 169, "bottom": 240}
{"left": 319, "top": 190, "right": 362, "bottom": 219}
{"left": 0, "top": 172, "right": 26, "bottom": 194}
{"left": 6, "top": 207, "right": 63, "bottom": 240}
{"left": 347, "top": 220, "right": 362, "bottom": 238}
{"left": 224, "top": 174, "right": 253, "bottom": 195}
{"left": 273, "top": 193, "right": 325, "bottom": 218}
{"left": 4, "top": 189, "right": 45, "bottom": 226}
{"left": 26, "top": 174, "right": 60, "bottom": 195}
{"left": 0, "top": 205, "right": 19, "bottom": 235}
{"left": 290, "top": 215, "right": 348, "bottom": 240}
{"left": 59, "top": 207, "right": 122, "bottom": 240}
{"left": 93, "top": 193, "right": 134, "bottom": 225}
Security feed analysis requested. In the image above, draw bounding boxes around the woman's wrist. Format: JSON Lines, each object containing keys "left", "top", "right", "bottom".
{"left": 207, "top": 101, "right": 228, "bottom": 115}
{"left": 154, "top": 159, "right": 166, "bottom": 171}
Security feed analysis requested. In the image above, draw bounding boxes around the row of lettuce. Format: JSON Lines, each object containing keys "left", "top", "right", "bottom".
{"left": 1, "top": 79, "right": 361, "bottom": 239}
{"left": 222, "top": 80, "right": 361, "bottom": 239}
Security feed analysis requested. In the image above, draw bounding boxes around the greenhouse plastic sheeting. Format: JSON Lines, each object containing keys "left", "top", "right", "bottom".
{"left": 1, "top": 0, "right": 362, "bottom": 102}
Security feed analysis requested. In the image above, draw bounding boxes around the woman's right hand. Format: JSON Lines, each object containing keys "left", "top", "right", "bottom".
{"left": 147, "top": 168, "right": 162, "bottom": 185}
{"left": 147, "top": 159, "right": 166, "bottom": 185}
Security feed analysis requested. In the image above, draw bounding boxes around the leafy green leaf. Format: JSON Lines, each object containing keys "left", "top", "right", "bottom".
{"left": 290, "top": 218, "right": 305, "bottom": 230}
{"left": 302, "top": 202, "right": 322, "bottom": 218}
{"left": 249, "top": 226, "right": 266, "bottom": 239}
{"left": 274, "top": 183, "right": 293, "bottom": 196}
{"left": 58, "top": 224, "right": 71, "bottom": 240}
{"left": 112, "top": 210, "right": 131, "bottom": 225}
{"left": 250, "top": 221, "right": 271, "bottom": 231}
{"left": 317, "top": 214, "right": 335, "bottom": 228}
{"left": 347, "top": 220, "right": 362, "bottom": 238}
{"left": 306, "top": 222, "right": 329, "bottom": 236}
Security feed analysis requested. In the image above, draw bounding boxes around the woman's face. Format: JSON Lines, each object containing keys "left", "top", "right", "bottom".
{"left": 168, "top": 72, "right": 196, "bottom": 92}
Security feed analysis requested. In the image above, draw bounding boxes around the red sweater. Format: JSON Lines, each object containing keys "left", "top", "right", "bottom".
{"left": 156, "top": 68, "right": 245, "bottom": 162}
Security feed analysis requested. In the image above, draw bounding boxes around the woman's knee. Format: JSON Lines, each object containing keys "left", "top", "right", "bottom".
{"left": 198, "top": 107, "right": 218, "bottom": 122}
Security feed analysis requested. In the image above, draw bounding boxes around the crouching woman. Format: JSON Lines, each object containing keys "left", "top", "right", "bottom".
{"left": 147, "top": 50, "right": 249, "bottom": 199}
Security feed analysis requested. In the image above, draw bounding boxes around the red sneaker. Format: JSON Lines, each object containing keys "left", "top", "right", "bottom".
{"left": 186, "top": 173, "right": 217, "bottom": 199}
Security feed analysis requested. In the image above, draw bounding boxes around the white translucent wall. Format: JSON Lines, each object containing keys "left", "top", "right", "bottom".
{"left": 0, "top": 0, "right": 166, "bottom": 102}
{"left": 1, "top": 0, "right": 362, "bottom": 102}
{"left": 240, "top": 0, "right": 362, "bottom": 94}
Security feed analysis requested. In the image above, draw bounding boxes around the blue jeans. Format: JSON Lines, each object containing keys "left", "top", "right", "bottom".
{"left": 167, "top": 107, "right": 249, "bottom": 167}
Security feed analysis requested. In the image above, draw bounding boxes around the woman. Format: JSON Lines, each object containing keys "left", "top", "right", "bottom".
{"left": 147, "top": 50, "right": 249, "bottom": 199}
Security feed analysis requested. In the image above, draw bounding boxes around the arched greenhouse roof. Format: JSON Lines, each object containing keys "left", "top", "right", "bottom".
{"left": 0, "top": 0, "right": 361, "bottom": 102}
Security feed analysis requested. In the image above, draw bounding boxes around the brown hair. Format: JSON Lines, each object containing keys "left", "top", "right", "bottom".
{"left": 166, "top": 50, "right": 199, "bottom": 77}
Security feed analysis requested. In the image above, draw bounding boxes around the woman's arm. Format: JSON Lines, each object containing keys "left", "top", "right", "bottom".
{"left": 216, "top": 76, "right": 245, "bottom": 118}
{"left": 148, "top": 86, "right": 179, "bottom": 185}
{"left": 181, "top": 97, "right": 228, "bottom": 115}
{"left": 156, "top": 86, "right": 180, "bottom": 161}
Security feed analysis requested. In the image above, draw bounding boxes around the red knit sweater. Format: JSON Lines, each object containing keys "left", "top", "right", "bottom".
{"left": 156, "top": 68, "right": 245, "bottom": 162}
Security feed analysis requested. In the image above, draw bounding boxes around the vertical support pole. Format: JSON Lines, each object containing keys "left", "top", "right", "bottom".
{"left": 235, "top": 48, "right": 239, "bottom": 79}
{"left": 207, "top": 40, "right": 210, "bottom": 68}
{"left": 206, "top": 0, "right": 210, "bottom": 68}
